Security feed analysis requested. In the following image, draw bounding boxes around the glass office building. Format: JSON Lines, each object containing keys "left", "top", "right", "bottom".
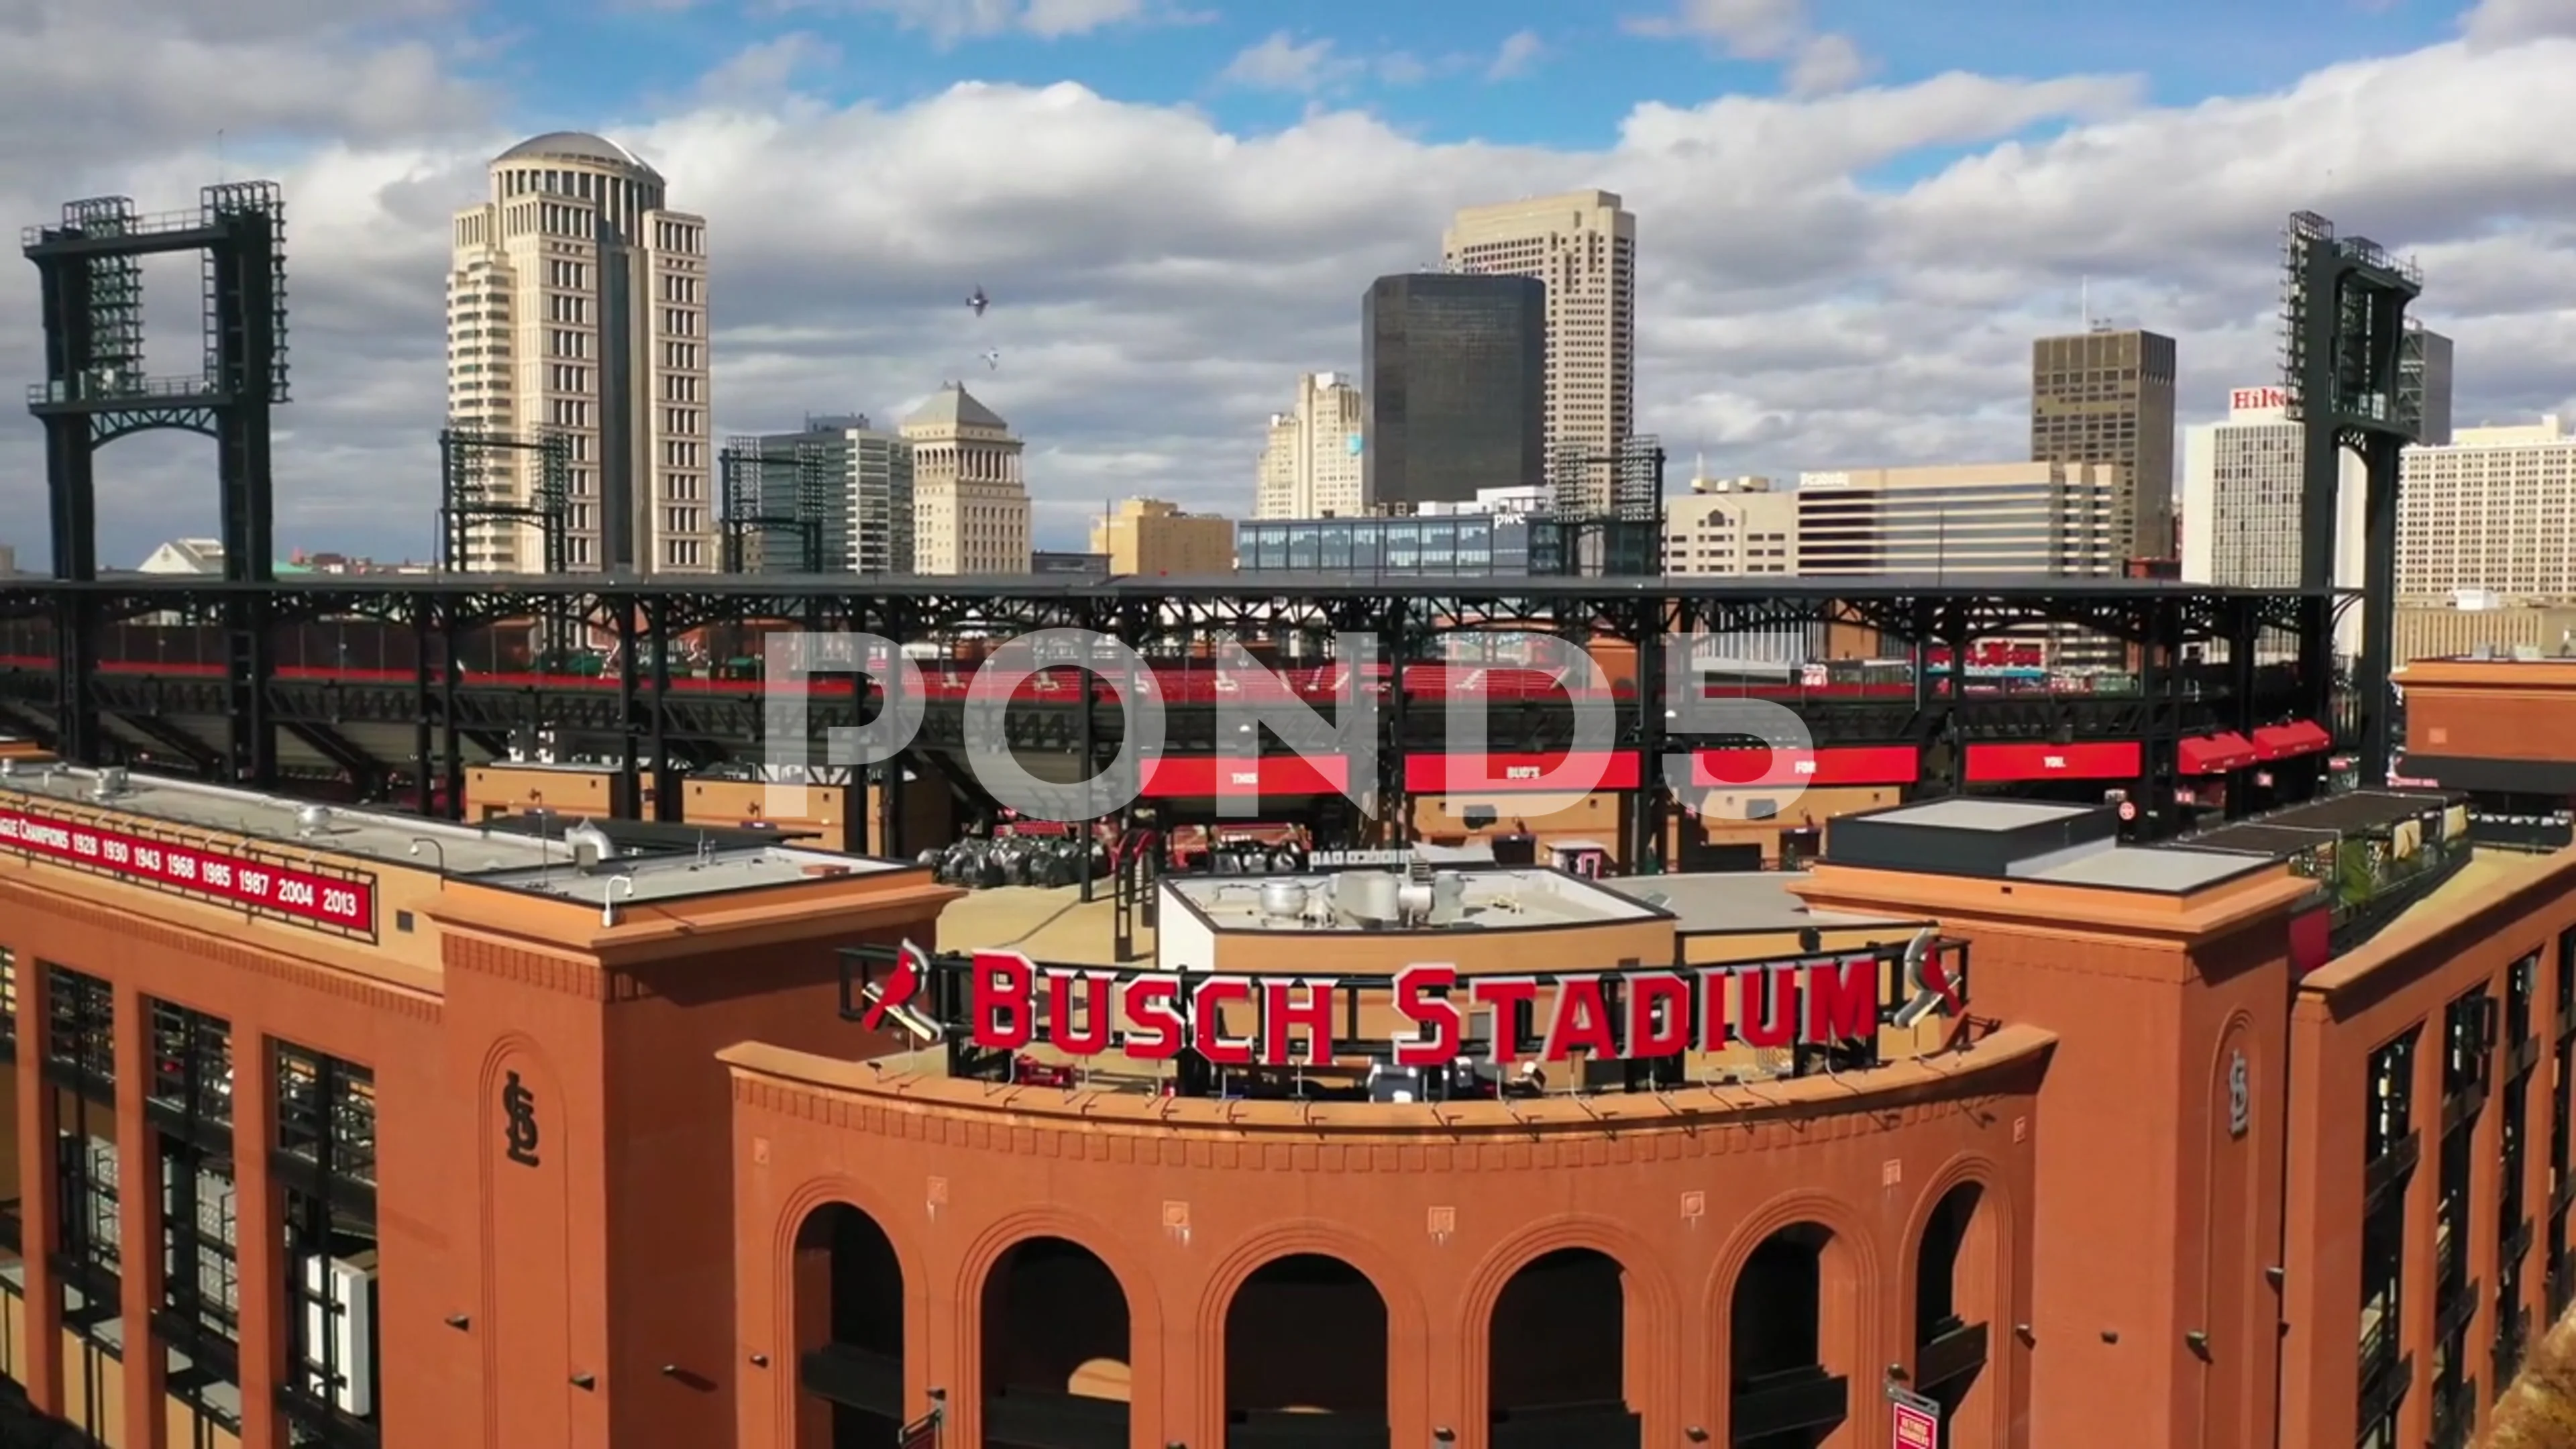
{"left": 1362, "top": 274, "right": 1546, "bottom": 508}
{"left": 1236, "top": 514, "right": 1658, "bottom": 578}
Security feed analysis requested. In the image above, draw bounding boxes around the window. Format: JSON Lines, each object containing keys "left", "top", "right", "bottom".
{"left": 2432, "top": 991, "right": 2487, "bottom": 1449}
{"left": 153, "top": 1001, "right": 241, "bottom": 1432}
{"left": 44, "top": 963, "right": 115, "bottom": 1091}
{"left": 274, "top": 1042, "right": 380, "bottom": 1444}
{"left": 2359, "top": 1028, "right": 2418, "bottom": 1443}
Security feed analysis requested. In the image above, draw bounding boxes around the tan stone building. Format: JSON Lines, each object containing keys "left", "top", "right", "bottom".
{"left": 903, "top": 384, "right": 1030, "bottom": 576}
{"left": 1091, "top": 498, "right": 1234, "bottom": 577}
{"left": 2030, "top": 326, "right": 2177, "bottom": 562}
{"left": 1254, "top": 372, "right": 1364, "bottom": 519}
{"left": 1664, "top": 474, "right": 1795, "bottom": 577}
{"left": 2398, "top": 416, "right": 2576, "bottom": 600}
{"left": 446, "top": 131, "right": 714, "bottom": 574}
{"left": 1442, "top": 190, "right": 1636, "bottom": 511}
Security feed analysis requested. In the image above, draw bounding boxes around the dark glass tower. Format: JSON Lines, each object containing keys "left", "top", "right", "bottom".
{"left": 1362, "top": 273, "right": 1546, "bottom": 508}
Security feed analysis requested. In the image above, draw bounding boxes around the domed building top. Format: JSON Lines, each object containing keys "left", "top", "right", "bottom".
{"left": 494, "top": 131, "right": 661, "bottom": 179}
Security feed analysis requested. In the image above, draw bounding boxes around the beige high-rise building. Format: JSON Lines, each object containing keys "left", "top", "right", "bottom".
{"left": 1091, "top": 498, "right": 1235, "bottom": 577}
{"left": 1442, "top": 191, "right": 1636, "bottom": 510}
{"left": 2030, "top": 327, "right": 2178, "bottom": 562}
{"left": 1797, "top": 462, "right": 2124, "bottom": 578}
{"left": 446, "top": 131, "right": 713, "bottom": 574}
{"left": 1254, "top": 372, "right": 1365, "bottom": 519}
{"left": 1665, "top": 474, "right": 1795, "bottom": 576}
{"left": 2398, "top": 416, "right": 2576, "bottom": 601}
{"left": 904, "top": 384, "right": 1030, "bottom": 575}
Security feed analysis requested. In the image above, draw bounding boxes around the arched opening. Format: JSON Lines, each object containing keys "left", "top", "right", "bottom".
{"left": 1488, "top": 1248, "right": 1640, "bottom": 1446}
{"left": 1224, "top": 1253, "right": 1391, "bottom": 1447}
{"left": 1912, "top": 1182, "right": 1995, "bottom": 1434}
{"left": 1728, "top": 1224, "right": 1850, "bottom": 1449}
{"left": 793, "top": 1201, "right": 907, "bottom": 1448}
{"left": 978, "top": 1236, "right": 1133, "bottom": 1449}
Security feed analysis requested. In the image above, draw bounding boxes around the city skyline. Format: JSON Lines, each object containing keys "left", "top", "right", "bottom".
{"left": 1, "top": 1, "right": 2575, "bottom": 568}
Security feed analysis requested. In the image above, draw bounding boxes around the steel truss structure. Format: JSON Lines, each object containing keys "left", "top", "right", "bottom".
{"left": 23, "top": 180, "right": 290, "bottom": 781}
{"left": 0, "top": 573, "right": 2337, "bottom": 859}
{"left": 716, "top": 438, "right": 828, "bottom": 575}
{"left": 2282, "top": 209, "right": 2425, "bottom": 784}
{"left": 439, "top": 428, "right": 572, "bottom": 576}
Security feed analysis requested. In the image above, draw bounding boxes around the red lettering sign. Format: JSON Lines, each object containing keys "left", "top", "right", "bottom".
{"left": 943, "top": 949, "right": 1915, "bottom": 1066}
{"left": 0, "top": 806, "right": 377, "bottom": 932}
{"left": 1403, "top": 752, "right": 1644, "bottom": 794}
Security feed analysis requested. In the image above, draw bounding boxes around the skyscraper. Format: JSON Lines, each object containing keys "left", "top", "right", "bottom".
{"left": 1361, "top": 274, "right": 1546, "bottom": 509}
{"left": 1254, "top": 373, "right": 1365, "bottom": 519}
{"left": 904, "top": 384, "right": 1030, "bottom": 575}
{"left": 446, "top": 131, "right": 713, "bottom": 573}
{"left": 2397, "top": 417, "right": 2576, "bottom": 600}
{"left": 742, "top": 415, "right": 915, "bottom": 576}
{"left": 1442, "top": 191, "right": 1637, "bottom": 510}
{"left": 2029, "top": 327, "right": 2178, "bottom": 561}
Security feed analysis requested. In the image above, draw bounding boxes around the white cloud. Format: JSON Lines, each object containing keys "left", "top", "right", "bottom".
{"left": 1487, "top": 30, "right": 1546, "bottom": 81}
{"left": 1628, "top": 0, "right": 1873, "bottom": 95}
{"left": 7, "top": 10, "right": 2576, "bottom": 567}
{"left": 694, "top": 32, "right": 841, "bottom": 103}
{"left": 2462, "top": 0, "right": 2576, "bottom": 48}
{"left": 1218, "top": 32, "right": 1358, "bottom": 92}
{"left": 755, "top": 0, "right": 1195, "bottom": 42}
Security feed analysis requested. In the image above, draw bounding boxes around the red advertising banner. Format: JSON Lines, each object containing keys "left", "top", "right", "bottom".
{"left": 1890, "top": 1395, "right": 1939, "bottom": 1448}
{"left": 0, "top": 805, "right": 377, "bottom": 934}
{"left": 1693, "top": 745, "right": 1920, "bottom": 789}
{"left": 1961, "top": 741, "right": 2141, "bottom": 783}
{"left": 1403, "top": 751, "right": 1643, "bottom": 794}
{"left": 1139, "top": 754, "right": 1349, "bottom": 798}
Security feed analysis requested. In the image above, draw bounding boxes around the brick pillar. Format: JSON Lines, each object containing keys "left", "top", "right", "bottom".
{"left": 16, "top": 964, "right": 62, "bottom": 1416}
{"left": 233, "top": 1033, "right": 282, "bottom": 1449}
{"left": 113, "top": 981, "right": 166, "bottom": 1449}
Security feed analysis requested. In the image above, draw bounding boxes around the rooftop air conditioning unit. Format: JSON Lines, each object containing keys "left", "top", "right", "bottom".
{"left": 301, "top": 1251, "right": 379, "bottom": 1417}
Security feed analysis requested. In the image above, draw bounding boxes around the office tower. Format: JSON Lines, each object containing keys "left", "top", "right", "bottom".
{"left": 2029, "top": 327, "right": 2178, "bottom": 561}
{"left": 2402, "top": 324, "right": 2455, "bottom": 445}
{"left": 1795, "top": 462, "right": 2124, "bottom": 579}
{"left": 1091, "top": 499, "right": 1236, "bottom": 576}
{"left": 1254, "top": 373, "right": 1366, "bottom": 519}
{"left": 904, "top": 384, "right": 1030, "bottom": 575}
{"left": 743, "top": 415, "right": 914, "bottom": 576}
{"left": 2398, "top": 417, "right": 2576, "bottom": 600}
{"left": 447, "top": 131, "right": 713, "bottom": 573}
{"left": 1443, "top": 191, "right": 1637, "bottom": 510}
{"left": 1665, "top": 475, "right": 1795, "bottom": 576}
{"left": 1799, "top": 461, "right": 2123, "bottom": 663}
{"left": 1361, "top": 273, "right": 1546, "bottom": 509}
{"left": 2180, "top": 385, "right": 2367, "bottom": 658}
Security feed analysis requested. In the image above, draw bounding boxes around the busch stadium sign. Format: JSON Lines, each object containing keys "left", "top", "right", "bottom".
{"left": 851, "top": 936, "right": 1967, "bottom": 1070}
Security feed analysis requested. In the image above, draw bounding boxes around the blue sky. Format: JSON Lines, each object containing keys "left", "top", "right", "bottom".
{"left": 518, "top": 0, "right": 2471, "bottom": 153}
{"left": 11, "top": 0, "right": 2573, "bottom": 567}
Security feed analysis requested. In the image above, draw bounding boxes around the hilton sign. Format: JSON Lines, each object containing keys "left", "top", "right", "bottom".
{"left": 857, "top": 937, "right": 1966, "bottom": 1069}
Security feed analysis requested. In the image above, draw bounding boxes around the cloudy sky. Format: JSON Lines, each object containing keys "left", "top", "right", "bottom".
{"left": 2, "top": 0, "right": 2574, "bottom": 568}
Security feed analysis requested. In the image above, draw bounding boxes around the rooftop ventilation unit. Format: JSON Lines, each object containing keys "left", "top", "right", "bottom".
{"left": 564, "top": 820, "right": 619, "bottom": 874}
{"left": 1334, "top": 870, "right": 1401, "bottom": 927}
{"left": 1258, "top": 879, "right": 1310, "bottom": 923}
{"left": 87, "top": 767, "right": 129, "bottom": 802}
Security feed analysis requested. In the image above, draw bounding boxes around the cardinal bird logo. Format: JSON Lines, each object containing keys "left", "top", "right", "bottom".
{"left": 1893, "top": 927, "right": 1963, "bottom": 1029}
{"left": 861, "top": 941, "right": 928, "bottom": 1031}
